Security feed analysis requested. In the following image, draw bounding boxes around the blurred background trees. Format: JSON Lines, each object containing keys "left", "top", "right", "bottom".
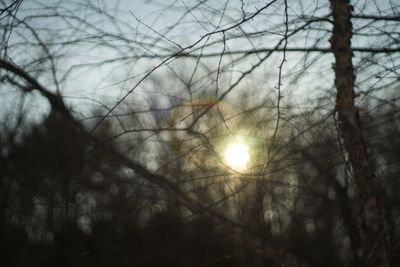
{"left": 0, "top": 0, "right": 399, "bottom": 266}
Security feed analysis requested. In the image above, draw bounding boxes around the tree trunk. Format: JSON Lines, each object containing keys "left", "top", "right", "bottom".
{"left": 329, "top": 0, "right": 390, "bottom": 266}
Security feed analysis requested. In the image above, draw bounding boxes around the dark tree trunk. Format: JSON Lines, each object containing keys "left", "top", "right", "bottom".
{"left": 329, "top": 0, "right": 390, "bottom": 266}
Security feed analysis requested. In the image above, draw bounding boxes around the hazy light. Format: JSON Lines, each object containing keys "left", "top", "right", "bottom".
{"left": 224, "top": 142, "right": 249, "bottom": 171}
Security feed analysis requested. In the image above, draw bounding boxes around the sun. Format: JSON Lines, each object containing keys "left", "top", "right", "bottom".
{"left": 224, "top": 142, "right": 250, "bottom": 171}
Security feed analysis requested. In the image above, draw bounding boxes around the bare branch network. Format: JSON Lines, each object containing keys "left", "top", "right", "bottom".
{"left": 0, "top": 0, "right": 399, "bottom": 266}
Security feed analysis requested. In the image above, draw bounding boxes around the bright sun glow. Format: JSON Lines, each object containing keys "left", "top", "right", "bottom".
{"left": 224, "top": 143, "right": 250, "bottom": 171}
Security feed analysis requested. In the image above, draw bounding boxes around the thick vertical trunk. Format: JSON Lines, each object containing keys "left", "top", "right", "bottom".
{"left": 329, "top": 0, "right": 390, "bottom": 266}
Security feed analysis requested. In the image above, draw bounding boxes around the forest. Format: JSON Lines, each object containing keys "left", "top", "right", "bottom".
{"left": 0, "top": 0, "right": 399, "bottom": 266}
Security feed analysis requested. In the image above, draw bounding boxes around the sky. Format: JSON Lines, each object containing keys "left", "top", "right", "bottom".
{"left": 2, "top": 0, "right": 398, "bottom": 129}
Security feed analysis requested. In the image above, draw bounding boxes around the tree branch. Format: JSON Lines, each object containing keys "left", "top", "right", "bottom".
{"left": 0, "top": 58, "right": 312, "bottom": 267}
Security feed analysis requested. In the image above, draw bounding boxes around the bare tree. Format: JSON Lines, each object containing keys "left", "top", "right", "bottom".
{"left": 1, "top": 0, "right": 399, "bottom": 266}
{"left": 330, "top": 0, "right": 390, "bottom": 266}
